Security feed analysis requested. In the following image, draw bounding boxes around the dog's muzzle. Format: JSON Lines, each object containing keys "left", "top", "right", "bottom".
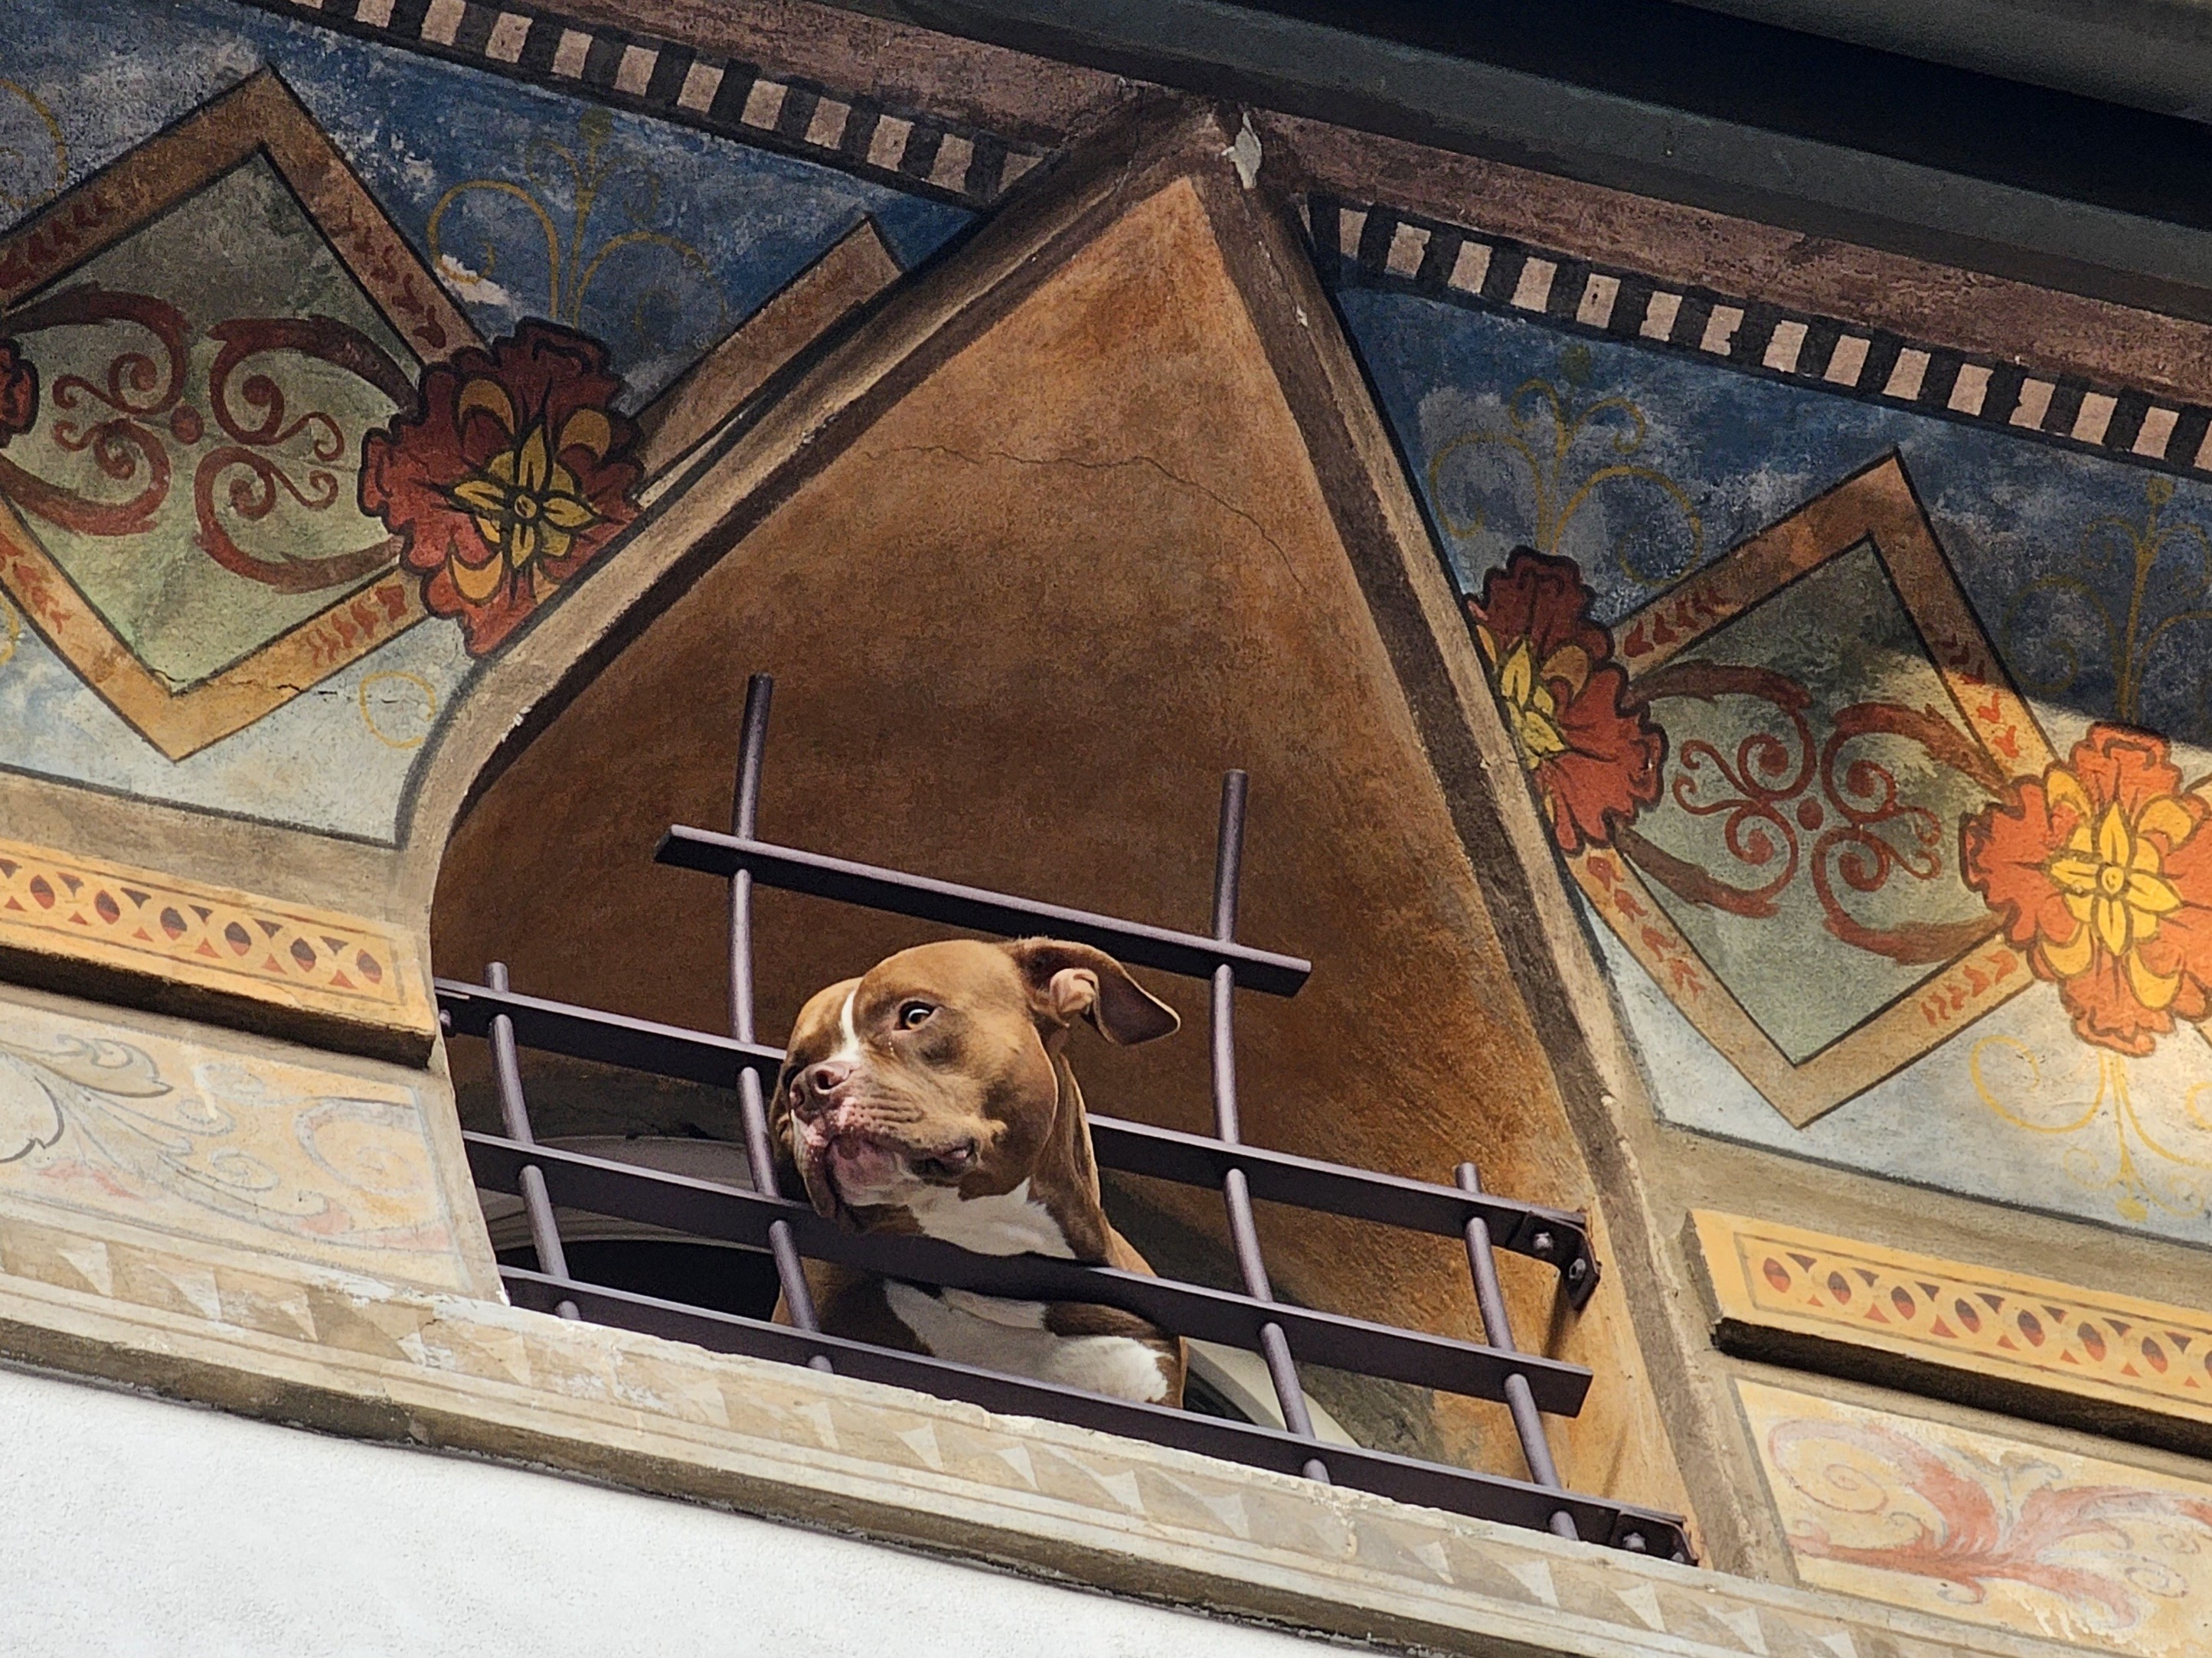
{"left": 789, "top": 1066, "right": 978, "bottom": 1216}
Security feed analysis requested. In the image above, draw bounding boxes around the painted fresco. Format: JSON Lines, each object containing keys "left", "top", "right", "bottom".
{"left": 0, "top": 0, "right": 974, "bottom": 840}
{"left": 1319, "top": 201, "right": 2212, "bottom": 1248}
{"left": 0, "top": 985, "right": 475, "bottom": 1291}
{"left": 1738, "top": 1379, "right": 2212, "bottom": 1656}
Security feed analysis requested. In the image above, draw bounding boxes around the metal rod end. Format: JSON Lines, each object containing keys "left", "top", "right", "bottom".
{"left": 1212, "top": 772, "right": 1250, "bottom": 941}
{"left": 734, "top": 674, "right": 776, "bottom": 837}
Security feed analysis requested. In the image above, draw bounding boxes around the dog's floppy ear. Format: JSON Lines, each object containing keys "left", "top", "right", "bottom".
{"left": 1006, "top": 939, "right": 1180, "bottom": 1045}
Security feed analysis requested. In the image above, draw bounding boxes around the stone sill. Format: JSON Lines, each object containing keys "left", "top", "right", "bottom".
{"left": 0, "top": 1251, "right": 2091, "bottom": 1658}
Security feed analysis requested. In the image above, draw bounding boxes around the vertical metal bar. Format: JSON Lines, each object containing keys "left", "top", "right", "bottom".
{"left": 728, "top": 674, "right": 829, "bottom": 1367}
{"left": 487, "top": 961, "right": 579, "bottom": 1320}
{"left": 1459, "top": 1162, "right": 1576, "bottom": 1541}
{"left": 1210, "top": 772, "right": 1327, "bottom": 1482}
{"left": 1210, "top": 773, "right": 1245, "bottom": 1146}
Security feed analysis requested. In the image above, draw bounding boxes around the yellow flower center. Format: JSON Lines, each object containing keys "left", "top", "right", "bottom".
{"left": 1478, "top": 628, "right": 1583, "bottom": 774}
{"left": 2037, "top": 766, "right": 2200, "bottom": 1010}
{"left": 440, "top": 380, "right": 620, "bottom": 606}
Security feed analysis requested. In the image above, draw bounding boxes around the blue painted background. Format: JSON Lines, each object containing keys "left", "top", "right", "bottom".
{"left": 1341, "top": 288, "right": 2212, "bottom": 748}
{"left": 0, "top": 0, "right": 969, "bottom": 403}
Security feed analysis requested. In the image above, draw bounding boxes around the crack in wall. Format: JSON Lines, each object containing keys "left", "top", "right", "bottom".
{"left": 858, "top": 442, "right": 1318, "bottom": 602}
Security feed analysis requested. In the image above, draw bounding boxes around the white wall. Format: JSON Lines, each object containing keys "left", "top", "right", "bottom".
{"left": 0, "top": 1364, "right": 1335, "bottom": 1657}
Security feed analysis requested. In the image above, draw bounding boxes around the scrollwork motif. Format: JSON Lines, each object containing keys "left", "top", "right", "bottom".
{"left": 1624, "top": 658, "right": 2003, "bottom": 962}
{"left": 0, "top": 288, "right": 409, "bottom": 592}
{"left": 191, "top": 315, "right": 412, "bottom": 592}
{"left": 0, "top": 1033, "right": 304, "bottom": 1223}
{"left": 1769, "top": 1411, "right": 2212, "bottom": 1631}
{"left": 1971, "top": 1036, "right": 2212, "bottom": 1223}
{"left": 0, "top": 1030, "right": 448, "bottom": 1248}
{"left": 1428, "top": 346, "right": 1704, "bottom": 584}
{"left": 294, "top": 1095, "right": 434, "bottom": 1197}
{"left": 2003, "top": 475, "right": 2212, "bottom": 732}
{"left": 0, "top": 79, "right": 66, "bottom": 218}
{"left": 0, "top": 286, "right": 188, "bottom": 536}
{"left": 426, "top": 106, "right": 726, "bottom": 362}
{"left": 358, "top": 669, "right": 437, "bottom": 749}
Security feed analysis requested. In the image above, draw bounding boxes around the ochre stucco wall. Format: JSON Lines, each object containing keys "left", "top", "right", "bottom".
{"left": 433, "top": 178, "right": 1691, "bottom": 1516}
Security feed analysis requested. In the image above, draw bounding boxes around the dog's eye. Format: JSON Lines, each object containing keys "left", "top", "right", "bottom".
{"left": 897, "top": 1000, "right": 936, "bottom": 1030}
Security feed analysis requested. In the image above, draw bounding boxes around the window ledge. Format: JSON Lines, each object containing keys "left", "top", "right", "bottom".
{"left": 0, "top": 1251, "right": 2085, "bottom": 1658}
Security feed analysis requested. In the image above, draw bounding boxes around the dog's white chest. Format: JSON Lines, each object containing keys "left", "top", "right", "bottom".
{"left": 884, "top": 1180, "right": 1165, "bottom": 1401}
{"left": 903, "top": 1178, "right": 1074, "bottom": 1258}
{"left": 882, "top": 1282, "right": 1169, "bottom": 1402}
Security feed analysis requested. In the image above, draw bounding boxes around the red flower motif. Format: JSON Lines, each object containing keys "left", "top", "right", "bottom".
{"left": 0, "top": 338, "right": 38, "bottom": 448}
{"left": 1468, "top": 548, "right": 1665, "bottom": 853}
{"left": 1962, "top": 724, "right": 2212, "bottom": 1056}
{"left": 360, "top": 321, "right": 640, "bottom": 656}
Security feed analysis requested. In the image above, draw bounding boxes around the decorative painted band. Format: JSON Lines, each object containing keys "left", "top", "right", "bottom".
{"left": 1692, "top": 1209, "right": 2212, "bottom": 1457}
{"left": 232, "top": 0, "right": 1047, "bottom": 209}
{"left": 1309, "top": 195, "right": 2212, "bottom": 480}
{"left": 0, "top": 837, "right": 434, "bottom": 1066}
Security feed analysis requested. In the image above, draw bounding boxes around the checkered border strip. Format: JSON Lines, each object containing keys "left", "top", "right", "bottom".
{"left": 236, "top": 0, "right": 1047, "bottom": 208}
{"left": 1312, "top": 194, "right": 2212, "bottom": 478}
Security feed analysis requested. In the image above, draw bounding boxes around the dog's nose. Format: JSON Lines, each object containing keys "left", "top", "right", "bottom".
{"left": 803, "top": 1059, "right": 854, "bottom": 1098}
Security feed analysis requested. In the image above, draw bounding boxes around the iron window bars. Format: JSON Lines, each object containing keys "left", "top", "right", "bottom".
{"left": 443, "top": 674, "right": 1692, "bottom": 1561}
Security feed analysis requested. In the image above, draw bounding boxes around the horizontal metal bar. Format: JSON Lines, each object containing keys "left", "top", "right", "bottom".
{"left": 467, "top": 1133, "right": 1592, "bottom": 1412}
{"left": 437, "top": 979, "right": 781, "bottom": 1085}
{"left": 1091, "top": 1118, "right": 1598, "bottom": 1307}
{"left": 433, "top": 980, "right": 1590, "bottom": 1284}
{"left": 655, "top": 827, "right": 1312, "bottom": 997}
{"left": 498, "top": 1265, "right": 1690, "bottom": 1560}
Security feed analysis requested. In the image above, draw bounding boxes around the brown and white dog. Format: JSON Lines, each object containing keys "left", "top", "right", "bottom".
{"left": 769, "top": 938, "right": 1187, "bottom": 1405}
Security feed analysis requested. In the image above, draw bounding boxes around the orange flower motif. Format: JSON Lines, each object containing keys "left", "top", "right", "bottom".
{"left": 1962, "top": 725, "right": 2212, "bottom": 1056}
{"left": 1469, "top": 548, "right": 1665, "bottom": 853}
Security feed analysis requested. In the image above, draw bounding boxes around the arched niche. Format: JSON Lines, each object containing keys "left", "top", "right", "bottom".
{"left": 417, "top": 129, "right": 1697, "bottom": 1524}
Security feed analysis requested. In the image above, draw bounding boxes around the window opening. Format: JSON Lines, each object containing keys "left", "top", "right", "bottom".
{"left": 481, "top": 1156, "right": 1362, "bottom": 1441}
{"left": 443, "top": 674, "right": 1691, "bottom": 1560}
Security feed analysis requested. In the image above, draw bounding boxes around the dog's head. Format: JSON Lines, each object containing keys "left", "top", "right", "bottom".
{"left": 772, "top": 938, "right": 1178, "bottom": 1227}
